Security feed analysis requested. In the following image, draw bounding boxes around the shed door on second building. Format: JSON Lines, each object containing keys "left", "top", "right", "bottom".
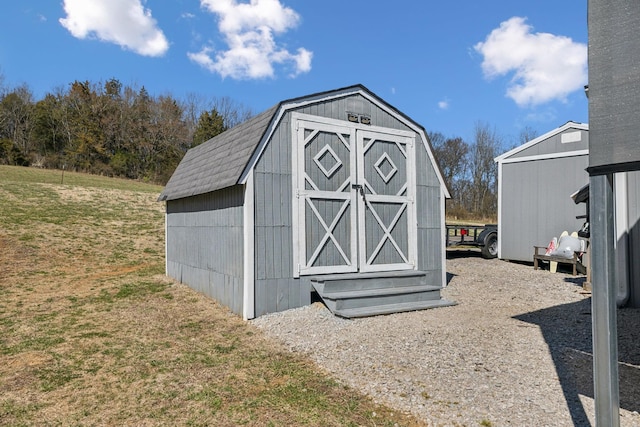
{"left": 292, "top": 113, "right": 417, "bottom": 276}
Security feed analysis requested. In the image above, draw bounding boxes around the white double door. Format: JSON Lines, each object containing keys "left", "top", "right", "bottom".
{"left": 292, "top": 113, "right": 417, "bottom": 276}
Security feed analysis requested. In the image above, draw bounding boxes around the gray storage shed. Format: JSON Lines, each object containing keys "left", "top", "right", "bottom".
{"left": 159, "top": 85, "right": 453, "bottom": 319}
{"left": 495, "top": 121, "right": 589, "bottom": 262}
{"left": 496, "top": 120, "right": 640, "bottom": 308}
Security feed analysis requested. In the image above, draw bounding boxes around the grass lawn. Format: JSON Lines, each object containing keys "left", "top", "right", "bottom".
{"left": 0, "top": 165, "right": 424, "bottom": 426}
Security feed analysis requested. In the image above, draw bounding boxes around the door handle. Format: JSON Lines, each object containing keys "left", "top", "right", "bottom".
{"left": 351, "top": 184, "right": 366, "bottom": 200}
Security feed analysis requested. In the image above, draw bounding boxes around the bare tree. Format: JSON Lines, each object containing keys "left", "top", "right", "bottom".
{"left": 434, "top": 136, "right": 469, "bottom": 190}
{"left": 500, "top": 125, "right": 539, "bottom": 154}
{"left": 181, "top": 92, "right": 209, "bottom": 143}
{"left": 209, "top": 96, "right": 253, "bottom": 128}
{"left": 428, "top": 131, "right": 446, "bottom": 150}
{"left": 519, "top": 125, "right": 538, "bottom": 145}
{"left": 429, "top": 131, "right": 471, "bottom": 214}
{"left": 182, "top": 93, "right": 253, "bottom": 142}
{"left": 0, "top": 68, "right": 6, "bottom": 98}
{"left": 0, "top": 84, "right": 34, "bottom": 164}
{"left": 469, "top": 122, "right": 501, "bottom": 218}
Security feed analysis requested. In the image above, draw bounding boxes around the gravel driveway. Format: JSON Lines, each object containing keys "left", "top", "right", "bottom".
{"left": 252, "top": 251, "right": 640, "bottom": 426}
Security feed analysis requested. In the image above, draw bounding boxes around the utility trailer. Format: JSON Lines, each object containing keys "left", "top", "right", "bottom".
{"left": 446, "top": 224, "right": 498, "bottom": 259}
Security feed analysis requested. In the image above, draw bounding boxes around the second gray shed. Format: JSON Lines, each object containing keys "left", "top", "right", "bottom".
{"left": 159, "top": 85, "right": 453, "bottom": 319}
{"left": 495, "top": 121, "right": 589, "bottom": 262}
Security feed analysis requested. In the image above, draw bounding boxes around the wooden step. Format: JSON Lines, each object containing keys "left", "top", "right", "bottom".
{"left": 316, "top": 284, "right": 442, "bottom": 300}
{"left": 309, "top": 270, "right": 432, "bottom": 293}
{"left": 310, "top": 270, "right": 455, "bottom": 317}
{"left": 333, "top": 299, "right": 457, "bottom": 319}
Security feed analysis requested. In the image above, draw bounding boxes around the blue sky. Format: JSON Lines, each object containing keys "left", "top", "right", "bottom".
{"left": 0, "top": 0, "right": 588, "bottom": 150}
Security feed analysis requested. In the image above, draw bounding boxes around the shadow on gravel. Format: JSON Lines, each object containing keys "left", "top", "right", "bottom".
{"left": 446, "top": 249, "right": 483, "bottom": 259}
{"left": 564, "top": 276, "right": 587, "bottom": 287}
{"left": 514, "top": 300, "right": 640, "bottom": 426}
{"left": 446, "top": 272, "right": 456, "bottom": 286}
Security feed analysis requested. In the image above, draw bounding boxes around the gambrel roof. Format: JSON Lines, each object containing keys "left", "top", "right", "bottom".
{"left": 158, "top": 105, "right": 278, "bottom": 201}
{"left": 159, "top": 84, "right": 449, "bottom": 201}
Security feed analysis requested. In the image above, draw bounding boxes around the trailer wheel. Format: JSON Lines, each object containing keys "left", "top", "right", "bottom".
{"left": 481, "top": 233, "right": 498, "bottom": 259}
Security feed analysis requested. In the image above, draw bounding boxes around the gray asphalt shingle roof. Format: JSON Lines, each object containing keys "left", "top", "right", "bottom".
{"left": 158, "top": 104, "right": 278, "bottom": 201}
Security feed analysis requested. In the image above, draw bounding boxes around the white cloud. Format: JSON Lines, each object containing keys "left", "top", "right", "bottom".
{"left": 189, "top": 0, "right": 312, "bottom": 79}
{"left": 438, "top": 99, "right": 450, "bottom": 110}
{"left": 59, "top": 0, "right": 169, "bottom": 57}
{"left": 474, "top": 17, "right": 587, "bottom": 107}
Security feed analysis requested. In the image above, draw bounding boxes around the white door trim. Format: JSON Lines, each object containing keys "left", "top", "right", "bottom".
{"left": 242, "top": 171, "right": 255, "bottom": 320}
{"left": 356, "top": 129, "right": 417, "bottom": 273}
{"left": 292, "top": 114, "right": 358, "bottom": 276}
{"left": 292, "top": 113, "right": 417, "bottom": 276}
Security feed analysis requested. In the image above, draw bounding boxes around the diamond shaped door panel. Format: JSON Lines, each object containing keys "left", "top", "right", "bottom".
{"left": 357, "top": 130, "right": 416, "bottom": 272}
{"left": 292, "top": 113, "right": 416, "bottom": 276}
{"left": 304, "top": 130, "right": 351, "bottom": 193}
{"left": 294, "top": 118, "right": 358, "bottom": 275}
{"left": 364, "top": 138, "right": 408, "bottom": 196}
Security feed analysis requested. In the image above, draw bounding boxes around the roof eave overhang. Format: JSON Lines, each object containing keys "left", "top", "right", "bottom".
{"left": 494, "top": 121, "right": 589, "bottom": 164}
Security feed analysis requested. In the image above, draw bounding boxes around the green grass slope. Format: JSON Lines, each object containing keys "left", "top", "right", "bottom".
{"left": 0, "top": 165, "right": 423, "bottom": 427}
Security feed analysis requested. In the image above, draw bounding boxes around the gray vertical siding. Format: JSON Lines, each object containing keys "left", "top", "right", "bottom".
{"left": 253, "top": 95, "right": 445, "bottom": 316}
{"left": 297, "top": 94, "right": 410, "bottom": 131}
{"left": 301, "top": 125, "right": 353, "bottom": 268}
{"left": 304, "top": 199, "right": 352, "bottom": 267}
{"left": 500, "top": 155, "right": 589, "bottom": 262}
{"left": 363, "top": 138, "right": 407, "bottom": 196}
{"left": 511, "top": 128, "right": 588, "bottom": 159}
{"left": 304, "top": 129, "right": 351, "bottom": 192}
{"left": 416, "top": 141, "right": 443, "bottom": 278}
{"left": 253, "top": 112, "right": 310, "bottom": 316}
{"left": 165, "top": 186, "right": 245, "bottom": 315}
{"left": 624, "top": 171, "right": 640, "bottom": 307}
{"left": 297, "top": 94, "right": 444, "bottom": 281}
{"left": 362, "top": 134, "right": 410, "bottom": 266}
{"left": 161, "top": 89, "right": 447, "bottom": 318}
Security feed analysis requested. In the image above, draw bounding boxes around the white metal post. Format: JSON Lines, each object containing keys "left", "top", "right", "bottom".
{"left": 590, "top": 173, "right": 620, "bottom": 427}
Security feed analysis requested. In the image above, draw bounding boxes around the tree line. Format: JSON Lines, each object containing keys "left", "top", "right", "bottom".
{"left": 0, "top": 72, "right": 536, "bottom": 219}
{"left": 429, "top": 124, "right": 537, "bottom": 220}
{"left": 0, "top": 76, "right": 252, "bottom": 184}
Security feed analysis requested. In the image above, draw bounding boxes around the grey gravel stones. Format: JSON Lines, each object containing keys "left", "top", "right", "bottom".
{"left": 252, "top": 255, "right": 640, "bottom": 427}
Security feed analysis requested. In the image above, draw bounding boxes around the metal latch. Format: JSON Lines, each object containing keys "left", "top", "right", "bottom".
{"left": 351, "top": 184, "right": 365, "bottom": 198}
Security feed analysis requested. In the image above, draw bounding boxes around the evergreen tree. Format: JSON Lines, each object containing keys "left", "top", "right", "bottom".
{"left": 192, "top": 109, "right": 226, "bottom": 146}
